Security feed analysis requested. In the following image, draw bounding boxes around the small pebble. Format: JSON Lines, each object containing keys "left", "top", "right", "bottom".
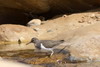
{"left": 27, "top": 19, "right": 42, "bottom": 26}
{"left": 47, "top": 30, "right": 53, "bottom": 32}
{"left": 33, "top": 28, "right": 40, "bottom": 32}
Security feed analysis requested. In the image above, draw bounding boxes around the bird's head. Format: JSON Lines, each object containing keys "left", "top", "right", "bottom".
{"left": 26, "top": 37, "right": 40, "bottom": 45}
{"left": 30, "top": 37, "right": 39, "bottom": 43}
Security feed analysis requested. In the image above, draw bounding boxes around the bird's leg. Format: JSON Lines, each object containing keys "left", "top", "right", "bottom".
{"left": 48, "top": 49, "right": 54, "bottom": 57}
{"left": 46, "top": 49, "right": 54, "bottom": 58}
{"left": 50, "top": 50, "right": 54, "bottom": 56}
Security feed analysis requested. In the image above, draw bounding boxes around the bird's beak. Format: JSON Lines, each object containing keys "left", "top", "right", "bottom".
{"left": 26, "top": 42, "right": 31, "bottom": 45}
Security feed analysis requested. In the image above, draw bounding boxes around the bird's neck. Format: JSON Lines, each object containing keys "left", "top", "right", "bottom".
{"left": 34, "top": 41, "right": 41, "bottom": 46}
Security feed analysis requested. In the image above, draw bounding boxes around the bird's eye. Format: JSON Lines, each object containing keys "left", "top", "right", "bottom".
{"left": 32, "top": 39, "right": 36, "bottom": 42}
{"left": 32, "top": 39, "right": 34, "bottom": 41}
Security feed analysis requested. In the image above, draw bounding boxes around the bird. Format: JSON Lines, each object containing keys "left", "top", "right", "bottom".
{"left": 26, "top": 37, "right": 64, "bottom": 56}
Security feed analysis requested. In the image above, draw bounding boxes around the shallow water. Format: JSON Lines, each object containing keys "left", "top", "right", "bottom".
{"left": 0, "top": 49, "right": 66, "bottom": 64}
{"left": 0, "top": 43, "right": 98, "bottom": 66}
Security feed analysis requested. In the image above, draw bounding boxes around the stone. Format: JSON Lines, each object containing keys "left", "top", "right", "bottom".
{"left": 0, "top": 24, "right": 37, "bottom": 42}
{"left": 33, "top": 28, "right": 41, "bottom": 32}
{"left": 57, "top": 23, "right": 100, "bottom": 62}
{"left": 27, "top": 19, "right": 42, "bottom": 26}
{"left": 0, "top": 59, "right": 30, "bottom": 67}
{"left": 28, "top": 12, "right": 100, "bottom": 62}
{"left": 0, "top": 24, "right": 38, "bottom": 51}
{"left": 29, "top": 12, "right": 100, "bottom": 40}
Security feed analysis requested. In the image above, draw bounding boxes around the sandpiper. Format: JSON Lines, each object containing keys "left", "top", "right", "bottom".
{"left": 26, "top": 37, "right": 64, "bottom": 56}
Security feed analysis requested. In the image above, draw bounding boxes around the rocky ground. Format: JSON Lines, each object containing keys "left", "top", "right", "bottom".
{"left": 0, "top": 11, "right": 100, "bottom": 67}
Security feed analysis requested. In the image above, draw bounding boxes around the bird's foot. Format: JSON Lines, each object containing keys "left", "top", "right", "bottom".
{"left": 45, "top": 53, "right": 52, "bottom": 58}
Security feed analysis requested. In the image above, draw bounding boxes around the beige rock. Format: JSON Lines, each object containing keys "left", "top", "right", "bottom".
{"left": 28, "top": 12, "right": 100, "bottom": 62}
{"left": 0, "top": 24, "right": 37, "bottom": 51}
{"left": 0, "top": 12, "right": 99, "bottom": 62}
{"left": 58, "top": 23, "right": 100, "bottom": 62}
{"left": 29, "top": 12, "right": 100, "bottom": 40}
{"left": 27, "top": 19, "right": 42, "bottom": 26}
{"left": 0, "top": 59, "right": 30, "bottom": 67}
{"left": 0, "top": 24, "right": 37, "bottom": 43}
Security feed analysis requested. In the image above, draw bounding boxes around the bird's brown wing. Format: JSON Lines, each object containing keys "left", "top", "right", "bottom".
{"left": 41, "top": 40, "right": 64, "bottom": 48}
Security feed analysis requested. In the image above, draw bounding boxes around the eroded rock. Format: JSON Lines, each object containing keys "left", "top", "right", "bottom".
{"left": 0, "top": 24, "right": 37, "bottom": 43}
{"left": 27, "top": 19, "right": 42, "bottom": 26}
{"left": 29, "top": 12, "right": 100, "bottom": 40}
{"left": 58, "top": 23, "right": 100, "bottom": 62}
{"left": 0, "top": 59, "right": 30, "bottom": 67}
{"left": 0, "top": 24, "right": 38, "bottom": 51}
{"left": 27, "top": 12, "right": 100, "bottom": 62}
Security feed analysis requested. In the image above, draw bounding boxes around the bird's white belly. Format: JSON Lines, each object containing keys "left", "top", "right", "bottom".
{"left": 34, "top": 43, "right": 54, "bottom": 56}
{"left": 34, "top": 43, "right": 53, "bottom": 53}
{"left": 40, "top": 43, "right": 53, "bottom": 52}
{"left": 41, "top": 48, "right": 52, "bottom": 52}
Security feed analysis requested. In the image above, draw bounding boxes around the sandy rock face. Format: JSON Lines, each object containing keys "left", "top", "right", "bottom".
{"left": 0, "top": 24, "right": 37, "bottom": 51}
{"left": 58, "top": 23, "right": 100, "bottom": 62}
{"left": 0, "top": 24, "right": 37, "bottom": 43}
{"left": 0, "top": 12, "right": 100, "bottom": 63}
{"left": 28, "top": 12, "right": 100, "bottom": 62}
{"left": 29, "top": 12, "right": 100, "bottom": 40}
{"left": 0, "top": 59, "right": 30, "bottom": 67}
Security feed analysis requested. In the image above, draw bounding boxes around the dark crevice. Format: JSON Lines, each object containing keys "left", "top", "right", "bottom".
{"left": 0, "top": 6, "right": 100, "bottom": 25}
